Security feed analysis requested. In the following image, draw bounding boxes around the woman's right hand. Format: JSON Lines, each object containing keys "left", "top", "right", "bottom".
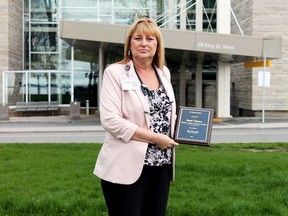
{"left": 154, "top": 133, "right": 179, "bottom": 150}
{"left": 131, "top": 127, "right": 179, "bottom": 150}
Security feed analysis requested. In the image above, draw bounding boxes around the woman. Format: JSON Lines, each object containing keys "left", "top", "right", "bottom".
{"left": 93, "top": 18, "right": 178, "bottom": 216}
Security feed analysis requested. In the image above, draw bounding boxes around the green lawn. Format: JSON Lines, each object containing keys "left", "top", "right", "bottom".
{"left": 0, "top": 143, "right": 288, "bottom": 216}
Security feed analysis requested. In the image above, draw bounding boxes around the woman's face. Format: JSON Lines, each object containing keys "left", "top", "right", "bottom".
{"left": 130, "top": 32, "right": 158, "bottom": 62}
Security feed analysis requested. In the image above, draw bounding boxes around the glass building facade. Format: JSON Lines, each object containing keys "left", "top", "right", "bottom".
{"left": 4, "top": 0, "right": 217, "bottom": 108}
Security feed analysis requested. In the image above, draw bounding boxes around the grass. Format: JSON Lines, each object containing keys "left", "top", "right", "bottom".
{"left": 0, "top": 143, "right": 288, "bottom": 216}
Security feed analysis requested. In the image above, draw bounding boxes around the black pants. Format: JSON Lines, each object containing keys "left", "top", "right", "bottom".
{"left": 101, "top": 164, "right": 171, "bottom": 216}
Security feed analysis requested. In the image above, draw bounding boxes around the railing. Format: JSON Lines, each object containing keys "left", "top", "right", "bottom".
{"left": 2, "top": 70, "right": 71, "bottom": 106}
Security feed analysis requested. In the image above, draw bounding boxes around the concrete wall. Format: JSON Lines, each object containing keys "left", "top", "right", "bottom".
{"left": 0, "top": 0, "right": 23, "bottom": 104}
{"left": 173, "top": 80, "right": 217, "bottom": 112}
{"left": 203, "top": 83, "right": 217, "bottom": 114}
{"left": 252, "top": 0, "right": 288, "bottom": 113}
{"left": 231, "top": 0, "right": 288, "bottom": 117}
{"left": 230, "top": 0, "right": 253, "bottom": 116}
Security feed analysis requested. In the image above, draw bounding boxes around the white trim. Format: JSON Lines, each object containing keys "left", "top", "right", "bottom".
{"left": 60, "top": 6, "right": 98, "bottom": 9}
{"left": 30, "top": 52, "right": 60, "bottom": 54}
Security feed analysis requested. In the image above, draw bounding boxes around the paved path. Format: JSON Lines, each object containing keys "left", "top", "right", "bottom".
{"left": 1, "top": 116, "right": 288, "bottom": 144}
{"left": 2, "top": 116, "right": 288, "bottom": 131}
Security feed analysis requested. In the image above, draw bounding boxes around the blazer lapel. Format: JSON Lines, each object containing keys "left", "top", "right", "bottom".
{"left": 127, "top": 61, "right": 151, "bottom": 128}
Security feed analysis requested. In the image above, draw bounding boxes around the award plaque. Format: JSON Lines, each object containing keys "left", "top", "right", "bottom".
{"left": 174, "top": 106, "right": 214, "bottom": 146}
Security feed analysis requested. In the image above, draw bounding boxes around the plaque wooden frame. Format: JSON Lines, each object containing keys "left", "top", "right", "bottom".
{"left": 174, "top": 106, "right": 214, "bottom": 146}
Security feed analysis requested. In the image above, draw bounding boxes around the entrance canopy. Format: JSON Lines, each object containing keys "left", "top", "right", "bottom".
{"left": 60, "top": 20, "right": 282, "bottom": 65}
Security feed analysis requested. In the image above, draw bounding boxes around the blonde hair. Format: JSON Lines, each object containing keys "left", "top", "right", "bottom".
{"left": 118, "top": 18, "right": 166, "bottom": 69}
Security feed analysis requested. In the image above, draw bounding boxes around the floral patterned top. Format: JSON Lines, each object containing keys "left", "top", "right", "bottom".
{"left": 144, "top": 86, "right": 173, "bottom": 166}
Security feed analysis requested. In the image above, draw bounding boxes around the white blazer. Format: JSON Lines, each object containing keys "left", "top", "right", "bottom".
{"left": 93, "top": 60, "right": 177, "bottom": 185}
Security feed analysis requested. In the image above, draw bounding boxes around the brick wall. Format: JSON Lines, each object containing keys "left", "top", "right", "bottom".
{"left": 8, "top": 0, "right": 23, "bottom": 70}
{"left": 0, "top": 0, "right": 22, "bottom": 104}
{"left": 231, "top": 0, "right": 288, "bottom": 117}
{"left": 252, "top": 0, "right": 288, "bottom": 112}
{"left": 0, "top": 1, "right": 9, "bottom": 103}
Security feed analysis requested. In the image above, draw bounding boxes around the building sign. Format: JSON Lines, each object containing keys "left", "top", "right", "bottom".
{"left": 258, "top": 71, "right": 270, "bottom": 87}
{"left": 194, "top": 33, "right": 263, "bottom": 56}
{"left": 197, "top": 42, "right": 235, "bottom": 51}
{"left": 244, "top": 60, "right": 271, "bottom": 68}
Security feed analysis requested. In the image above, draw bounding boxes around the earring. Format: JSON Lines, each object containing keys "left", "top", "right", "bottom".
{"left": 128, "top": 50, "right": 131, "bottom": 56}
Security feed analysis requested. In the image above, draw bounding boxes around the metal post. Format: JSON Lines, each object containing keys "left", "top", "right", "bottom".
{"left": 25, "top": 71, "right": 29, "bottom": 103}
{"left": 71, "top": 46, "right": 75, "bottom": 102}
{"left": 48, "top": 71, "right": 51, "bottom": 102}
{"left": 99, "top": 43, "right": 104, "bottom": 108}
{"left": 262, "top": 54, "right": 266, "bottom": 123}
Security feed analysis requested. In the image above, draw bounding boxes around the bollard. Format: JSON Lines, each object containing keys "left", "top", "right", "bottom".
{"left": 0, "top": 104, "right": 9, "bottom": 120}
{"left": 86, "top": 100, "right": 89, "bottom": 115}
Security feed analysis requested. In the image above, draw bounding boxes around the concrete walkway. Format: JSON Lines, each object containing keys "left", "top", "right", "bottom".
{"left": 0, "top": 116, "right": 102, "bottom": 133}
{"left": 1, "top": 115, "right": 288, "bottom": 133}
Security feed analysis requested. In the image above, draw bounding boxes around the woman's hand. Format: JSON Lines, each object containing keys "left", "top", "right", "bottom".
{"left": 154, "top": 133, "right": 179, "bottom": 150}
{"left": 131, "top": 127, "right": 179, "bottom": 149}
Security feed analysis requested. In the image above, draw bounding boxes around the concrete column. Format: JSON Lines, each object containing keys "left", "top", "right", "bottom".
{"left": 177, "top": 0, "right": 187, "bottom": 106}
{"left": 196, "top": 0, "right": 203, "bottom": 108}
{"left": 195, "top": 64, "right": 202, "bottom": 107}
{"left": 168, "top": 0, "right": 175, "bottom": 29}
{"left": 216, "top": 62, "right": 231, "bottom": 117}
{"left": 180, "top": 0, "right": 186, "bottom": 30}
{"left": 179, "top": 64, "right": 186, "bottom": 106}
{"left": 216, "top": 0, "right": 231, "bottom": 117}
{"left": 217, "top": 0, "right": 231, "bottom": 34}
{"left": 196, "top": 0, "right": 203, "bottom": 32}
